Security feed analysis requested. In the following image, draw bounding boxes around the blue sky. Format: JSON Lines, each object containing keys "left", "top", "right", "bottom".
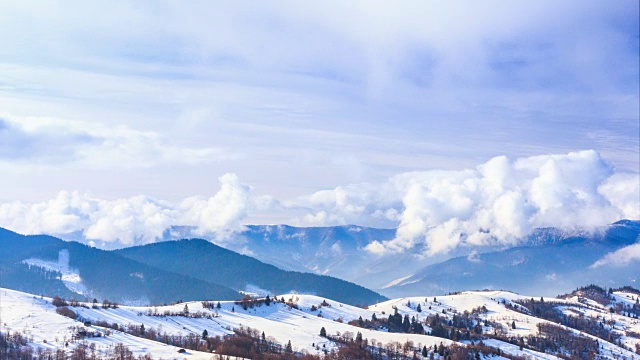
{"left": 0, "top": 1, "right": 638, "bottom": 252}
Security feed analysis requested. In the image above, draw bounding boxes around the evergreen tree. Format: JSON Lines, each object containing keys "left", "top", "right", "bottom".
{"left": 140, "top": 324, "right": 145, "bottom": 335}
{"left": 355, "top": 331, "right": 363, "bottom": 344}
{"left": 417, "top": 303, "right": 422, "bottom": 312}
{"left": 320, "top": 327, "right": 327, "bottom": 337}
{"left": 285, "top": 340, "right": 293, "bottom": 353}
{"left": 512, "top": 320, "right": 516, "bottom": 329}
{"left": 265, "top": 295, "right": 271, "bottom": 306}
{"left": 183, "top": 304, "right": 189, "bottom": 315}
{"left": 202, "top": 329, "right": 208, "bottom": 339}
{"left": 422, "top": 345, "right": 428, "bottom": 357}
{"left": 216, "top": 301, "right": 221, "bottom": 309}
{"left": 403, "top": 314, "right": 411, "bottom": 332}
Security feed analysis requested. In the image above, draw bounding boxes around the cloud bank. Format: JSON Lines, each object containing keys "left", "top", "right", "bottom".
{"left": 0, "top": 151, "right": 637, "bottom": 253}
{"left": 0, "top": 174, "right": 251, "bottom": 248}
{"left": 292, "top": 150, "right": 638, "bottom": 255}
{"left": 590, "top": 243, "right": 640, "bottom": 268}
{"left": 366, "top": 150, "right": 638, "bottom": 255}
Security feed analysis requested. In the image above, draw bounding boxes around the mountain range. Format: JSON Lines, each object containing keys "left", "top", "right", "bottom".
{"left": 384, "top": 220, "right": 640, "bottom": 297}
{"left": 126, "top": 220, "right": 640, "bottom": 297}
{"left": 0, "top": 228, "right": 385, "bottom": 306}
{"left": 1, "top": 220, "right": 638, "bottom": 305}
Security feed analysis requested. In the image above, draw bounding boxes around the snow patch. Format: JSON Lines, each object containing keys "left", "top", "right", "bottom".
{"left": 382, "top": 274, "right": 414, "bottom": 289}
{"left": 23, "top": 249, "right": 90, "bottom": 296}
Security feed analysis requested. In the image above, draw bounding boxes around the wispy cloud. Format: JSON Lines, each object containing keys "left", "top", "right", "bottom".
{"left": 0, "top": 115, "right": 236, "bottom": 169}
{"left": 590, "top": 243, "right": 640, "bottom": 268}
{"left": 0, "top": 2, "right": 637, "bottom": 236}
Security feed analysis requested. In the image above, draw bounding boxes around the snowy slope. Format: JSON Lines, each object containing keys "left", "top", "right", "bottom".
{"left": 0, "top": 288, "right": 214, "bottom": 359}
{"left": 23, "top": 249, "right": 90, "bottom": 296}
{"left": 2, "top": 287, "right": 638, "bottom": 359}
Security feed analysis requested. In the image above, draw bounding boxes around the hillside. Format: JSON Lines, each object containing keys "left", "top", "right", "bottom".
{"left": 0, "top": 228, "right": 241, "bottom": 304}
{"left": 1, "top": 285, "right": 638, "bottom": 359}
{"left": 384, "top": 220, "right": 640, "bottom": 297}
{"left": 0, "top": 228, "right": 386, "bottom": 306}
{"left": 115, "top": 238, "right": 387, "bottom": 306}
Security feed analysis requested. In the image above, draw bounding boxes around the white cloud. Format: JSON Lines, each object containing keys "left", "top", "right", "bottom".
{"left": 0, "top": 191, "right": 94, "bottom": 235}
{"left": 0, "top": 151, "right": 637, "bottom": 254}
{"left": 0, "top": 1, "right": 637, "bottom": 206}
{"left": 178, "top": 173, "right": 252, "bottom": 240}
{"left": 590, "top": 243, "right": 640, "bottom": 268}
{"left": 83, "top": 196, "right": 175, "bottom": 246}
{"left": 290, "top": 182, "right": 401, "bottom": 228}
{"left": 355, "top": 150, "right": 637, "bottom": 255}
{"left": 467, "top": 251, "right": 481, "bottom": 264}
{"left": 0, "top": 173, "right": 251, "bottom": 248}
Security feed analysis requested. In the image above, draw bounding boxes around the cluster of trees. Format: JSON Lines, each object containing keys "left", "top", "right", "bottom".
{"left": 202, "top": 300, "right": 223, "bottom": 310}
{"left": 56, "top": 306, "right": 78, "bottom": 319}
{"left": 140, "top": 303, "right": 215, "bottom": 319}
{"left": 0, "top": 262, "right": 80, "bottom": 300}
{"left": 511, "top": 297, "right": 622, "bottom": 344}
{"left": 52, "top": 296, "right": 119, "bottom": 309}
{"left": 559, "top": 285, "right": 613, "bottom": 306}
{"left": 234, "top": 294, "right": 272, "bottom": 310}
{"left": 0, "top": 331, "right": 33, "bottom": 359}
{"left": 345, "top": 307, "right": 425, "bottom": 334}
{"left": 322, "top": 329, "right": 530, "bottom": 360}
{"left": 529, "top": 323, "right": 600, "bottom": 359}
{"left": 310, "top": 299, "right": 332, "bottom": 312}
{"left": 559, "top": 285, "right": 640, "bottom": 318}
{"left": 425, "top": 313, "right": 484, "bottom": 341}
{"left": 1, "top": 330, "right": 149, "bottom": 360}
{"left": 610, "top": 299, "right": 640, "bottom": 318}
{"left": 477, "top": 317, "right": 603, "bottom": 359}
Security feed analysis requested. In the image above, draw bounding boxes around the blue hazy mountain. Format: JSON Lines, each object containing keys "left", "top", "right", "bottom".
{"left": 114, "top": 238, "right": 387, "bottom": 306}
{"left": 383, "top": 220, "right": 640, "bottom": 297}
{"left": 0, "top": 227, "right": 241, "bottom": 304}
{"left": 18, "top": 220, "right": 639, "bottom": 302}
{"left": 160, "top": 225, "right": 440, "bottom": 291}
{"left": 0, "top": 227, "right": 386, "bottom": 306}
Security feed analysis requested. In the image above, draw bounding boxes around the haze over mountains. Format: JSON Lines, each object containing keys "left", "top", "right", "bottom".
{"left": 113, "top": 220, "right": 640, "bottom": 297}
{"left": 0, "top": 227, "right": 385, "bottom": 306}
{"left": 1, "top": 219, "right": 637, "bottom": 306}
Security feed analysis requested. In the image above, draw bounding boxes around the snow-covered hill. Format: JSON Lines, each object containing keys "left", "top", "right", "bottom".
{"left": 1, "top": 286, "right": 638, "bottom": 359}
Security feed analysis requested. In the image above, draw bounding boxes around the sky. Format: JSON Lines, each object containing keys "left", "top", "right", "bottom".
{"left": 0, "top": 1, "right": 638, "bottom": 254}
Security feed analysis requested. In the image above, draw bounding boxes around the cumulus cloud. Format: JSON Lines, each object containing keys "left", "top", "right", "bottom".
{"left": 0, "top": 115, "right": 235, "bottom": 169}
{"left": 590, "top": 243, "right": 640, "bottom": 268}
{"left": 179, "top": 173, "right": 252, "bottom": 240}
{"left": 290, "top": 182, "right": 401, "bottom": 228}
{"left": 0, "top": 151, "right": 637, "bottom": 254}
{"left": 0, "top": 174, "right": 251, "bottom": 248}
{"left": 317, "top": 150, "right": 636, "bottom": 256}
